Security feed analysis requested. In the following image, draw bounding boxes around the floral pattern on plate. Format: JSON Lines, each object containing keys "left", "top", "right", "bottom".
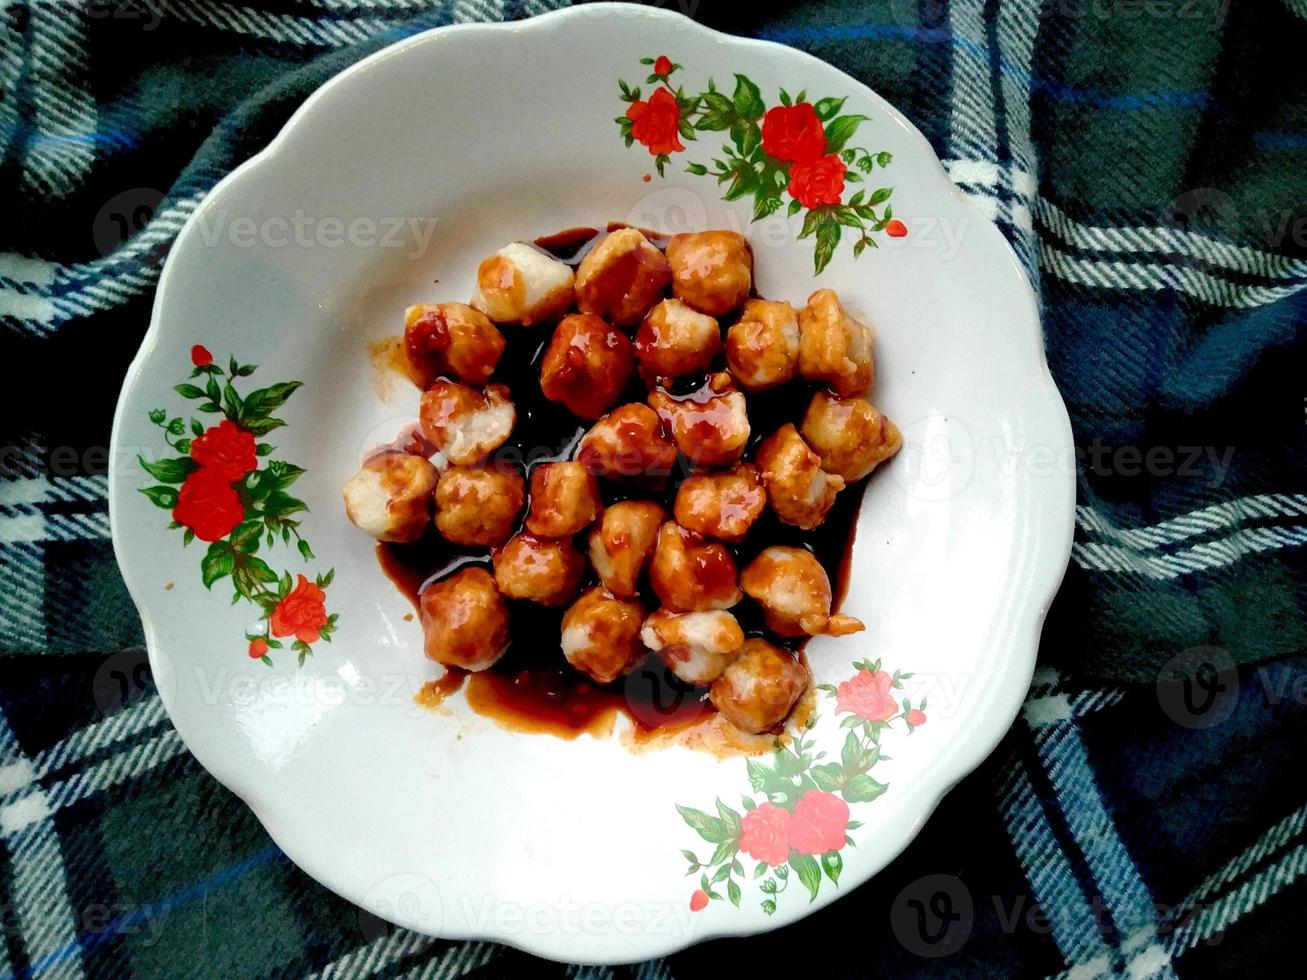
{"left": 616, "top": 56, "right": 907, "bottom": 274}
{"left": 680, "top": 658, "right": 926, "bottom": 913}
{"left": 138, "top": 344, "right": 337, "bottom": 665}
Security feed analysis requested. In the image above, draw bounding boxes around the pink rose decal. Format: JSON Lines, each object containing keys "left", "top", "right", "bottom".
{"left": 787, "top": 790, "right": 850, "bottom": 855}
{"left": 835, "top": 669, "right": 899, "bottom": 722}
{"left": 739, "top": 803, "right": 791, "bottom": 867}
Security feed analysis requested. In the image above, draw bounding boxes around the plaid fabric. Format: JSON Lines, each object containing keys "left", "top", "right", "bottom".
{"left": 2, "top": 0, "right": 1306, "bottom": 977}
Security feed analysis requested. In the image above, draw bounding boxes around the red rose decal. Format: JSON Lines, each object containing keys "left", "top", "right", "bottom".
{"left": 653, "top": 55, "right": 674, "bottom": 77}
{"left": 172, "top": 467, "right": 244, "bottom": 542}
{"left": 787, "top": 790, "right": 850, "bottom": 855}
{"left": 885, "top": 219, "right": 908, "bottom": 238}
{"left": 190, "top": 419, "right": 257, "bottom": 482}
{"left": 761, "top": 103, "right": 827, "bottom": 164}
{"left": 689, "top": 889, "right": 709, "bottom": 911}
{"left": 787, "top": 154, "right": 847, "bottom": 209}
{"left": 626, "top": 87, "right": 685, "bottom": 156}
{"left": 271, "top": 574, "right": 329, "bottom": 644}
{"left": 907, "top": 708, "right": 926, "bottom": 726}
{"left": 249, "top": 637, "right": 269, "bottom": 659}
{"left": 191, "top": 344, "right": 213, "bottom": 367}
{"left": 835, "top": 669, "right": 899, "bottom": 722}
{"left": 738, "top": 802, "right": 791, "bottom": 866}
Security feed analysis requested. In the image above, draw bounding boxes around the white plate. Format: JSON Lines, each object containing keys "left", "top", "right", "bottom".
{"left": 109, "top": 4, "right": 1074, "bottom": 963}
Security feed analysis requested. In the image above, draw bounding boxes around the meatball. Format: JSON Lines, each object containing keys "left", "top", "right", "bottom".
{"left": 673, "top": 464, "right": 766, "bottom": 543}
{"left": 710, "top": 639, "right": 810, "bottom": 734}
{"left": 574, "top": 227, "right": 672, "bottom": 327}
{"left": 725, "top": 298, "right": 799, "bottom": 391}
{"left": 665, "top": 230, "right": 752, "bottom": 316}
{"left": 648, "top": 373, "right": 749, "bottom": 470}
{"left": 587, "top": 500, "right": 665, "bottom": 597}
{"left": 755, "top": 423, "right": 845, "bottom": 530}
{"left": 403, "top": 302, "right": 506, "bottom": 389}
{"left": 525, "top": 461, "right": 602, "bottom": 537}
{"left": 539, "top": 313, "right": 634, "bottom": 420}
{"left": 342, "top": 452, "right": 439, "bottom": 543}
{"left": 434, "top": 464, "right": 524, "bottom": 547}
{"left": 418, "top": 380, "right": 516, "bottom": 466}
{"left": 561, "top": 587, "right": 647, "bottom": 684}
{"left": 797, "top": 289, "right": 874, "bottom": 397}
{"left": 634, "top": 299, "right": 721, "bottom": 384}
{"left": 800, "top": 391, "right": 903, "bottom": 482}
{"left": 492, "top": 533, "right": 585, "bottom": 606}
{"left": 470, "top": 242, "right": 575, "bottom": 326}
{"left": 648, "top": 521, "right": 742, "bottom": 611}
{"left": 577, "top": 403, "right": 679, "bottom": 483}
{"left": 641, "top": 609, "right": 744, "bottom": 685}
{"left": 740, "top": 546, "right": 864, "bottom": 638}
{"left": 419, "top": 567, "right": 509, "bottom": 671}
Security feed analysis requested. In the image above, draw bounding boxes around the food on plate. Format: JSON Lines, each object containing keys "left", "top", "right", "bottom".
{"left": 433, "top": 464, "right": 524, "bottom": 547}
{"left": 797, "top": 288, "right": 874, "bottom": 397}
{"left": 350, "top": 224, "right": 902, "bottom": 743}
{"left": 403, "top": 302, "right": 506, "bottom": 389}
{"left": 574, "top": 227, "right": 671, "bottom": 327}
{"left": 471, "top": 242, "right": 575, "bottom": 326}
{"left": 492, "top": 532, "right": 586, "bottom": 606}
{"left": 725, "top": 298, "right": 800, "bottom": 391}
{"left": 538, "top": 312, "right": 633, "bottom": 420}
{"left": 755, "top": 423, "right": 845, "bottom": 530}
{"left": 587, "top": 500, "right": 665, "bottom": 598}
{"left": 641, "top": 609, "right": 744, "bottom": 685}
{"left": 709, "top": 639, "right": 811, "bottom": 734}
{"left": 561, "top": 587, "right": 647, "bottom": 684}
{"left": 740, "top": 546, "right": 865, "bottom": 638}
{"left": 524, "top": 462, "right": 602, "bottom": 537}
{"left": 665, "top": 230, "right": 752, "bottom": 316}
{"left": 577, "top": 402, "right": 678, "bottom": 483}
{"left": 420, "top": 567, "right": 510, "bottom": 671}
{"left": 648, "top": 521, "right": 742, "bottom": 612}
{"left": 342, "top": 453, "right": 439, "bottom": 543}
{"left": 634, "top": 299, "right": 721, "bottom": 384}
{"left": 647, "top": 372, "right": 749, "bottom": 470}
{"left": 800, "top": 390, "right": 903, "bottom": 482}
{"left": 418, "top": 380, "right": 515, "bottom": 465}
{"left": 672, "top": 463, "right": 766, "bottom": 543}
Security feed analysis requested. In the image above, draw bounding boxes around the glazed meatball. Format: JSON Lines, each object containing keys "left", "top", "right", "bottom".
{"left": 539, "top": 313, "right": 634, "bottom": 420}
{"left": 755, "top": 423, "right": 845, "bottom": 530}
{"left": 577, "top": 403, "right": 679, "bottom": 483}
{"left": 418, "top": 380, "right": 516, "bottom": 466}
{"left": 673, "top": 464, "right": 766, "bottom": 543}
{"left": 403, "top": 302, "right": 506, "bottom": 389}
{"left": 648, "top": 521, "right": 742, "bottom": 611}
{"left": 470, "top": 242, "right": 575, "bottom": 326}
{"left": 641, "top": 609, "right": 744, "bottom": 685}
{"left": 342, "top": 452, "right": 439, "bottom": 543}
{"left": 710, "top": 639, "right": 810, "bottom": 734}
{"left": 797, "top": 289, "right": 874, "bottom": 397}
{"left": 525, "top": 461, "right": 602, "bottom": 537}
{"left": 725, "top": 299, "right": 799, "bottom": 391}
{"left": 492, "top": 533, "right": 585, "bottom": 606}
{"left": 434, "top": 464, "right": 524, "bottom": 547}
{"left": 561, "top": 587, "right": 647, "bottom": 684}
{"left": 740, "top": 546, "right": 864, "bottom": 638}
{"left": 648, "top": 373, "right": 750, "bottom": 470}
{"left": 665, "top": 230, "right": 752, "bottom": 316}
{"left": 634, "top": 299, "right": 721, "bottom": 384}
{"left": 574, "top": 228, "right": 672, "bottom": 327}
{"left": 419, "top": 567, "right": 510, "bottom": 671}
{"left": 800, "top": 391, "right": 903, "bottom": 482}
{"left": 587, "top": 500, "right": 665, "bottom": 597}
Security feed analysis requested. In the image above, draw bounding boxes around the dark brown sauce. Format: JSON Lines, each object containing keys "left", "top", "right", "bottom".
{"left": 378, "top": 226, "right": 866, "bottom": 741}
